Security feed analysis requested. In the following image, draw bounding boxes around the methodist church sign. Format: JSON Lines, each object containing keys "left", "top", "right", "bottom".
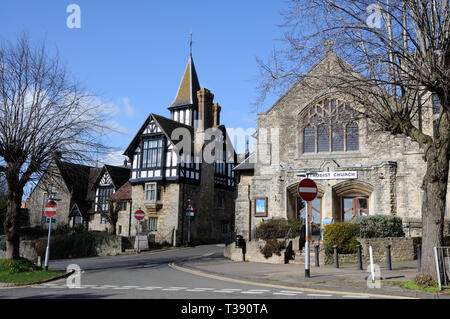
{"left": 306, "top": 171, "right": 358, "bottom": 180}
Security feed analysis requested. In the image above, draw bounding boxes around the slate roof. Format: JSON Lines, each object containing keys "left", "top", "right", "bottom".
{"left": 92, "top": 165, "right": 130, "bottom": 191}
{"left": 124, "top": 113, "right": 195, "bottom": 157}
{"left": 233, "top": 153, "right": 255, "bottom": 171}
{"left": 55, "top": 160, "right": 100, "bottom": 216}
{"left": 169, "top": 55, "right": 201, "bottom": 109}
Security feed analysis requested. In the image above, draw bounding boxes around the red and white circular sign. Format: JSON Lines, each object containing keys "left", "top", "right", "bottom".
{"left": 44, "top": 201, "right": 57, "bottom": 218}
{"left": 298, "top": 178, "right": 318, "bottom": 202}
{"left": 134, "top": 210, "right": 145, "bottom": 221}
{"left": 186, "top": 204, "right": 195, "bottom": 212}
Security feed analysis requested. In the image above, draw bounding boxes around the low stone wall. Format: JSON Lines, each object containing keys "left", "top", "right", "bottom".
{"left": 224, "top": 240, "right": 286, "bottom": 264}
{"left": 0, "top": 240, "right": 42, "bottom": 263}
{"left": 321, "top": 237, "right": 417, "bottom": 265}
{"left": 0, "top": 235, "right": 123, "bottom": 262}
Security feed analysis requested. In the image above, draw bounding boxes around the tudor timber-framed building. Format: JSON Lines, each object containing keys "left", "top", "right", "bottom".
{"left": 124, "top": 55, "right": 237, "bottom": 245}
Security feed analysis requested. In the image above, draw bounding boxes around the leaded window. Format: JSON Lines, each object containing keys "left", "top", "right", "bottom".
{"left": 302, "top": 98, "right": 359, "bottom": 153}
{"left": 142, "top": 139, "right": 163, "bottom": 169}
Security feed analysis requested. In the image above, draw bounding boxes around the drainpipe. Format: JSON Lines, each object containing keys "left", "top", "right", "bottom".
{"left": 248, "top": 184, "right": 252, "bottom": 242}
{"left": 128, "top": 199, "right": 132, "bottom": 237}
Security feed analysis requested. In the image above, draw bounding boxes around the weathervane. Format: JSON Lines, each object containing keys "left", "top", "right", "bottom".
{"left": 325, "top": 39, "right": 334, "bottom": 52}
{"left": 189, "top": 30, "right": 193, "bottom": 56}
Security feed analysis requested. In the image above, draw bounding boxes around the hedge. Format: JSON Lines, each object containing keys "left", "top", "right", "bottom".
{"left": 352, "top": 215, "right": 405, "bottom": 238}
{"left": 255, "top": 218, "right": 304, "bottom": 240}
{"left": 323, "top": 222, "right": 360, "bottom": 255}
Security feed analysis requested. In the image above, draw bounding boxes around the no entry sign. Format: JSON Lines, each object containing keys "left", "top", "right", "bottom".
{"left": 135, "top": 210, "right": 145, "bottom": 221}
{"left": 298, "top": 178, "right": 318, "bottom": 202}
{"left": 44, "top": 201, "right": 57, "bottom": 218}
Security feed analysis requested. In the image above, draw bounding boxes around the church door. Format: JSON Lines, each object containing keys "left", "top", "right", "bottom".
{"left": 297, "top": 198, "right": 322, "bottom": 236}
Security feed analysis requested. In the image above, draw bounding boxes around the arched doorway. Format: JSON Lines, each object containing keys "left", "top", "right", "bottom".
{"left": 332, "top": 181, "right": 372, "bottom": 222}
{"left": 287, "top": 182, "right": 324, "bottom": 238}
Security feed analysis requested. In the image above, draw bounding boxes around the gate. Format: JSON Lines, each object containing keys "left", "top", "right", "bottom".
{"left": 434, "top": 247, "right": 450, "bottom": 290}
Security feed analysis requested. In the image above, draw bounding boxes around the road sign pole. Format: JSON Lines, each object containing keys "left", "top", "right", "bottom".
{"left": 137, "top": 220, "right": 140, "bottom": 254}
{"left": 305, "top": 202, "right": 310, "bottom": 278}
{"left": 44, "top": 218, "right": 52, "bottom": 270}
{"left": 187, "top": 216, "right": 191, "bottom": 245}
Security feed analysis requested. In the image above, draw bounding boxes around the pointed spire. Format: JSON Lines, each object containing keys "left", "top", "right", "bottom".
{"left": 169, "top": 55, "right": 201, "bottom": 109}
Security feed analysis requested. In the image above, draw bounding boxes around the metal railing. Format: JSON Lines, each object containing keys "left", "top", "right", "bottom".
{"left": 434, "top": 247, "right": 450, "bottom": 290}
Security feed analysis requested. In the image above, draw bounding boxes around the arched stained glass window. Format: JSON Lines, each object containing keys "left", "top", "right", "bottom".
{"left": 301, "top": 98, "right": 359, "bottom": 153}
{"left": 332, "top": 125, "right": 345, "bottom": 152}
{"left": 346, "top": 123, "right": 359, "bottom": 151}
{"left": 303, "top": 126, "right": 315, "bottom": 153}
{"left": 317, "top": 125, "right": 330, "bottom": 152}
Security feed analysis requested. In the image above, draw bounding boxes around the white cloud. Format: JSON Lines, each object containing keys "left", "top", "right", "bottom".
{"left": 98, "top": 150, "right": 128, "bottom": 167}
{"left": 122, "top": 98, "right": 137, "bottom": 117}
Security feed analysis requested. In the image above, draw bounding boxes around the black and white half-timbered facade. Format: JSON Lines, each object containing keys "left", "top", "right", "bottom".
{"left": 90, "top": 164, "right": 130, "bottom": 232}
{"left": 124, "top": 55, "right": 237, "bottom": 245}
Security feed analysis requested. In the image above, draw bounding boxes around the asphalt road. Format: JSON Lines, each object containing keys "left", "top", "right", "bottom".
{"left": 0, "top": 245, "right": 376, "bottom": 299}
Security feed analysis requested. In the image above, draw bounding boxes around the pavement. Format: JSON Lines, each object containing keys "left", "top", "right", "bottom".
{"left": 173, "top": 247, "right": 450, "bottom": 299}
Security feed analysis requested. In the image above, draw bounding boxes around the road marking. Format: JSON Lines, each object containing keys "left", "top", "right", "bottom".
{"left": 343, "top": 295, "right": 370, "bottom": 299}
{"left": 168, "top": 287, "right": 187, "bottom": 289}
{"left": 307, "top": 294, "right": 333, "bottom": 297}
{"left": 113, "top": 287, "right": 131, "bottom": 290}
{"left": 186, "top": 289, "right": 208, "bottom": 292}
{"left": 214, "top": 290, "right": 235, "bottom": 293}
{"left": 279, "top": 291, "right": 304, "bottom": 294}
{"left": 248, "top": 289, "right": 270, "bottom": 292}
{"left": 220, "top": 289, "right": 242, "bottom": 291}
{"left": 195, "top": 288, "right": 215, "bottom": 291}
{"left": 274, "top": 292, "right": 297, "bottom": 296}
{"left": 168, "top": 262, "right": 414, "bottom": 299}
{"left": 241, "top": 291, "right": 265, "bottom": 294}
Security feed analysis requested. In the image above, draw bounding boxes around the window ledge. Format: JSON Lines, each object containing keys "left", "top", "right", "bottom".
{"left": 144, "top": 201, "right": 163, "bottom": 212}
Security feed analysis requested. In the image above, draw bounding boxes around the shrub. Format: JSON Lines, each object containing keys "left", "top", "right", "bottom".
{"left": 0, "top": 237, "right": 5, "bottom": 251}
{"left": 414, "top": 273, "right": 437, "bottom": 288}
{"left": 352, "top": 215, "right": 405, "bottom": 238}
{"left": 256, "top": 218, "right": 304, "bottom": 240}
{"left": 54, "top": 224, "right": 72, "bottom": 236}
{"left": 260, "top": 239, "right": 285, "bottom": 259}
{"left": 73, "top": 223, "right": 87, "bottom": 234}
{"left": 323, "top": 222, "right": 360, "bottom": 255}
{"left": 0, "top": 258, "right": 41, "bottom": 273}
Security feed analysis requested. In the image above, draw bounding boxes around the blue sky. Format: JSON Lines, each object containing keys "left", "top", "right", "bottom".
{"left": 0, "top": 0, "right": 287, "bottom": 164}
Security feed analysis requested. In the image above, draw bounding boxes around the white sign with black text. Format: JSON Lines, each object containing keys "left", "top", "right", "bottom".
{"left": 307, "top": 171, "right": 358, "bottom": 180}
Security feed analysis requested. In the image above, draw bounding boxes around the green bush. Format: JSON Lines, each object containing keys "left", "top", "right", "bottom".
{"left": 73, "top": 223, "right": 87, "bottom": 234}
{"left": 260, "top": 239, "right": 285, "bottom": 259}
{"left": 323, "top": 222, "right": 360, "bottom": 255}
{"left": 0, "top": 258, "right": 41, "bottom": 274}
{"left": 255, "top": 218, "right": 304, "bottom": 240}
{"left": 352, "top": 215, "right": 405, "bottom": 238}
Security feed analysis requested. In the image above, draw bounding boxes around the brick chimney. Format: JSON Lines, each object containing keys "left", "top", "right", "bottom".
{"left": 197, "top": 88, "right": 214, "bottom": 131}
{"left": 213, "top": 103, "right": 221, "bottom": 127}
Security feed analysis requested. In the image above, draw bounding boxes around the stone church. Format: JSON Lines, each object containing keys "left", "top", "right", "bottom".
{"left": 124, "top": 54, "right": 237, "bottom": 245}
{"left": 234, "top": 45, "right": 450, "bottom": 241}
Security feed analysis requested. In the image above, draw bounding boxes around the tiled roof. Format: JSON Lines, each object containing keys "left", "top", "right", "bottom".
{"left": 110, "top": 181, "right": 132, "bottom": 201}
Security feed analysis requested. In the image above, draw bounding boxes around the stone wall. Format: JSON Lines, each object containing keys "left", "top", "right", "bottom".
{"left": 224, "top": 240, "right": 286, "bottom": 264}
{"left": 320, "top": 237, "right": 417, "bottom": 265}
{"left": 0, "top": 236, "right": 123, "bottom": 262}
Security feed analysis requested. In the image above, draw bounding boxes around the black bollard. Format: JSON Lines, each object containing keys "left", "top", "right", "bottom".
{"left": 334, "top": 246, "right": 339, "bottom": 268}
{"left": 417, "top": 244, "right": 422, "bottom": 271}
{"left": 357, "top": 245, "right": 363, "bottom": 270}
{"left": 242, "top": 240, "right": 246, "bottom": 262}
{"left": 315, "top": 245, "right": 320, "bottom": 267}
{"left": 386, "top": 245, "right": 392, "bottom": 270}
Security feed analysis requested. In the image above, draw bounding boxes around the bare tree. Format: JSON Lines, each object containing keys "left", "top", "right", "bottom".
{"left": 257, "top": 0, "right": 449, "bottom": 278}
{"left": 97, "top": 200, "right": 120, "bottom": 235}
{"left": 0, "top": 34, "right": 110, "bottom": 259}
